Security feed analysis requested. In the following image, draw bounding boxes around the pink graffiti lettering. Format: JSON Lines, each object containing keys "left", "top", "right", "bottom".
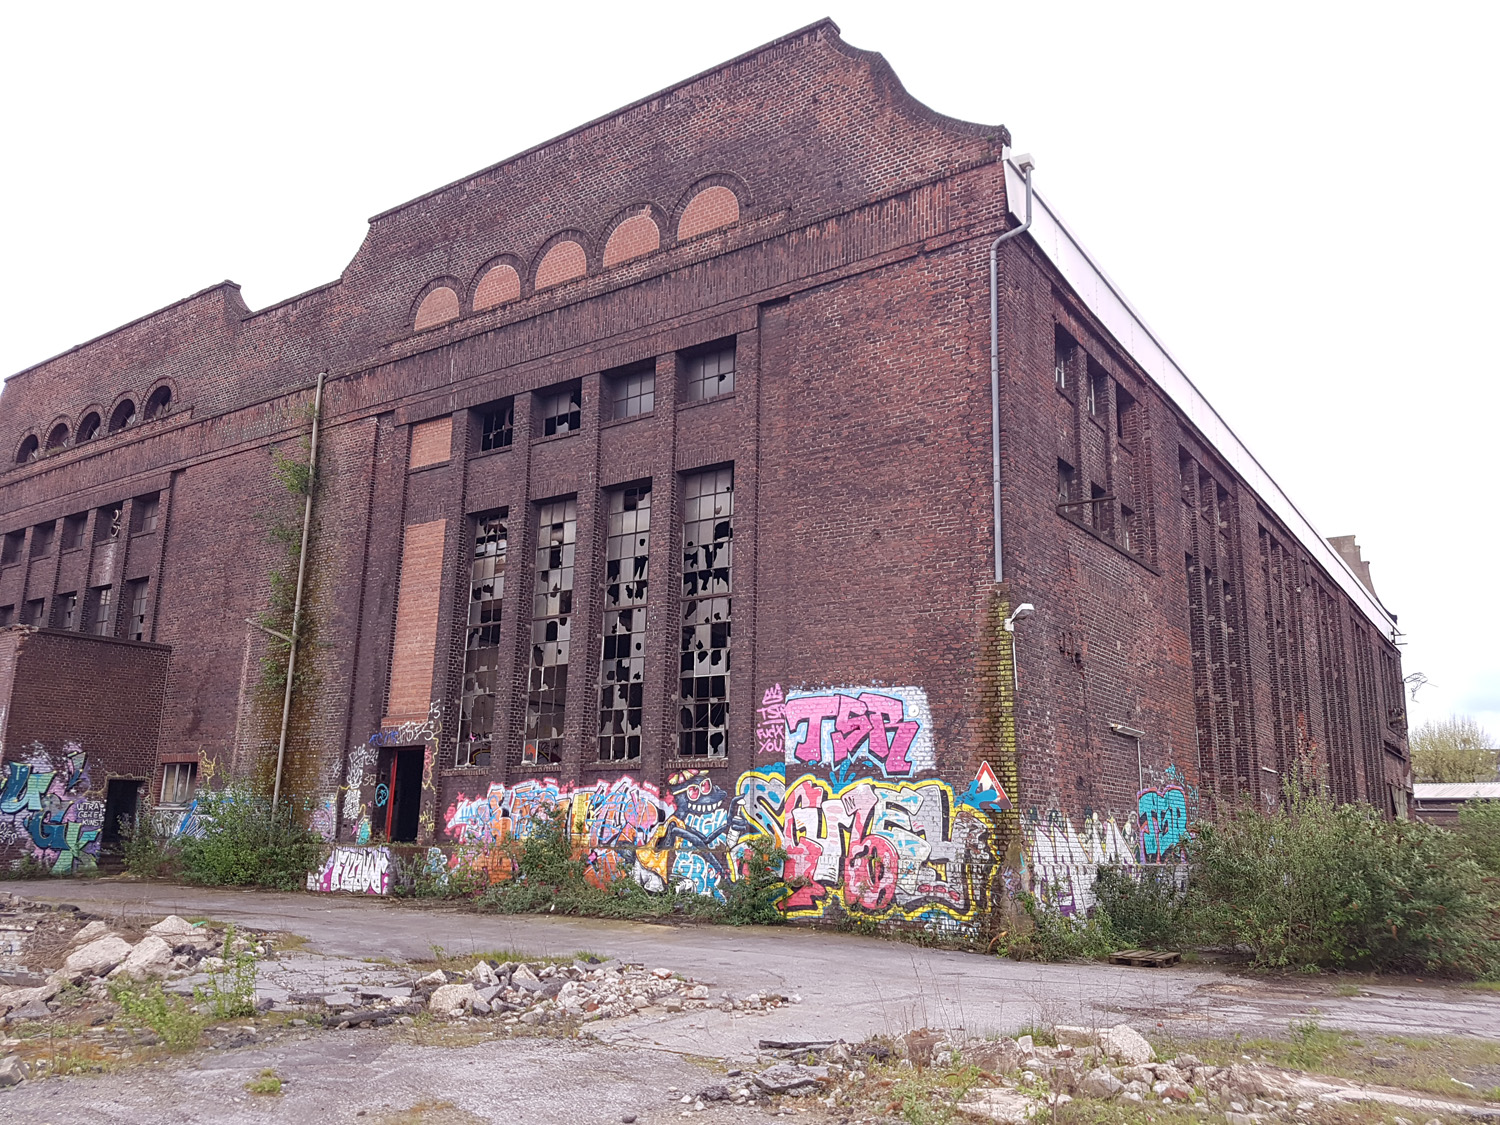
{"left": 783, "top": 691, "right": 919, "bottom": 775}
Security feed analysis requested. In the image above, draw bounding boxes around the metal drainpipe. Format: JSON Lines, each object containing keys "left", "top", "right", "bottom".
{"left": 988, "top": 154, "right": 1035, "bottom": 584}
{"left": 271, "top": 370, "right": 326, "bottom": 817}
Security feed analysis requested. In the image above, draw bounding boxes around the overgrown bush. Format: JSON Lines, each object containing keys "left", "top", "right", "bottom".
{"left": 1004, "top": 888, "right": 1118, "bottom": 962}
{"left": 1188, "top": 783, "right": 1500, "bottom": 975}
{"left": 1453, "top": 799, "right": 1500, "bottom": 878}
{"left": 110, "top": 981, "right": 206, "bottom": 1051}
{"left": 721, "top": 837, "right": 788, "bottom": 926}
{"left": 176, "top": 785, "right": 326, "bottom": 891}
{"left": 1092, "top": 863, "right": 1186, "bottom": 949}
{"left": 120, "top": 813, "right": 178, "bottom": 879}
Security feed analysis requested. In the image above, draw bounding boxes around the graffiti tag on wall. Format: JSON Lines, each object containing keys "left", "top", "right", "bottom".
{"left": 307, "top": 845, "right": 393, "bottom": 894}
{"left": 0, "top": 743, "right": 103, "bottom": 874}
{"left": 757, "top": 684, "right": 937, "bottom": 779}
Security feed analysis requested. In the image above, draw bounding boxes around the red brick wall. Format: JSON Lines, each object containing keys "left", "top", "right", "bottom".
{"left": 386, "top": 520, "right": 446, "bottom": 721}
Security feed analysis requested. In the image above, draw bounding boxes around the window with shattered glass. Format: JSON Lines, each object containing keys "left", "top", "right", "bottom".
{"left": 523, "top": 499, "right": 576, "bottom": 765}
{"left": 678, "top": 467, "right": 732, "bottom": 758}
{"left": 538, "top": 385, "right": 581, "bottom": 437}
{"left": 682, "top": 342, "right": 736, "bottom": 402}
{"left": 599, "top": 486, "right": 650, "bottom": 761}
{"left": 478, "top": 399, "right": 514, "bottom": 451}
{"left": 458, "top": 510, "right": 507, "bottom": 768}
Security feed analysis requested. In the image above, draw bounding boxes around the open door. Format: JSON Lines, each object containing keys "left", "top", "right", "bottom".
{"left": 101, "top": 778, "right": 141, "bottom": 853}
{"left": 377, "top": 746, "right": 424, "bottom": 843}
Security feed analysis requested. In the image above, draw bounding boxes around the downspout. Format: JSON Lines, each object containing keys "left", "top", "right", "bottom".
{"left": 271, "top": 370, "right": 326, "bottom": 817}
{"left": 988, "top": 154, "right": 1035, "bottom": 583}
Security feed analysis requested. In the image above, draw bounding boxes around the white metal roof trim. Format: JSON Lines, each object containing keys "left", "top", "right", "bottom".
{"left": 1412, "top": 782, "right": 1500, "bottom": 800}
{"left": 1003, "top": 159, "right": 1395, "bottom": 637}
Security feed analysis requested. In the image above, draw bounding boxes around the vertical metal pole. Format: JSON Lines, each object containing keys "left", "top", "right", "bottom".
{"left": 989, "top": 160, "right": 1033, "bottom": 584}
{"left": 271, "top": 371, "right": 325, "bottom": 818}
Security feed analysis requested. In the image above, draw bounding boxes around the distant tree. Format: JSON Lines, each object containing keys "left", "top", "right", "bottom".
{"left": 1410, "top": 716, "right": 1498, "bottom": 783}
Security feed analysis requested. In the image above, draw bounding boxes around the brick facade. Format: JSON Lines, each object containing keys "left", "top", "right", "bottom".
{"left": 0, "top": 20, "right": 1406, "bottom": 926}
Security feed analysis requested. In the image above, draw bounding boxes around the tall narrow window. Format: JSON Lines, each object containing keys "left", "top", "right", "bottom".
{"left": 1054, "top": 325, "right": 1074, "bottom": 391}
{"left": 61, "top": 514, "right": 86, "bottom": 550}
{"left": 88, "top": 586, "right": 112, "bottom": 636}
{"left": 132, "top": 494, "right": 159, "bottom": 534}
{"left": 538, "top": 385, "right": 581, "bottom": 437}
{"left": 1056, "top": 459, "right": 1076, "bottom": 506}
{"left": 478, "top": 399, "right": 514, "bottom": 451}
{"left": 22, "top": 599, "right": 44, "bottom": 626}
{"left": 30, "top": 521, "right": 54, "bottom": 558}
{"left": 1116, "top": 385, "right": 1137, "bottom": 445}
{"left": 1088, "top": 366, "right": 1108, "bottom": 418}
{"left": 126, "top": 579, "right": 149, "bottom": 641}
{"left": 682, "top": 341, "right": 736, "bottom": 402}
{"left": 523, "top": 499, "right": 576, "bottom": 765}
{"left": 1, "top": 532, "right": 22, "bottom": 565}
{"left": 679, "top": 467, "right": 733, "bottom": 758}
{"left": 458, "top": 511, "right": 507, "bottom": 768}
{"left": 599, "top": 486, "right": 651, "bottom": 761}
{"left": 0, "top": 606, "right": 13, "bottom": 626}
{"left": 1090, "top": 483, "right": 1107, "bottom": 531}
{"left": 55, "top": 592, "right": 78, "bottom": 630}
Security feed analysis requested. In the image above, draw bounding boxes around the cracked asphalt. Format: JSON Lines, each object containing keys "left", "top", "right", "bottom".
{"left": 2, "top": 879, "right": 1497, "bottom": 1123}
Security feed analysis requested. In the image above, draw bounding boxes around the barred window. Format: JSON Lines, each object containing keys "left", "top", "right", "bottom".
{"left": 523, "top": 499, "right": 576, "bottom": 765}
{"left": 682, "top": 342, "right": 736, "bottom": 402}
{"left": 599, "top": 486, "right": 650, "bottom": 761}
{"left": 538, "top": 385, "right": 581, "bottom": 437}
{"left": 458, "top": 511, "right": 507, "bottom": 768}
{"left": 606, "top": 364, "right": 655, "bottom": 421}
{"left": 161, "top": 761, "right": 197, "bottom": 806}
{"left": 679, "top": 467, "right": 733, "bottom": 758}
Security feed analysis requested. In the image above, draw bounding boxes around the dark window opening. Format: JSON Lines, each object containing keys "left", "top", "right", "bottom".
{"left": 131, "top": 494, "right": 160, "bottom": 534}
{"left": 381, "top": 747, "right": 423, "bottom": 842}
{"left": 682, "top": 340, "right": 736, "bottom": 402}
{"left": 161, "top": 761, "right": 197, "bottom": 806}
{"left": 15, "top": 435, "right": 37, "bottom": 464}
{"left": 1121, "top": 505, "right": 1137, "bottom": 554}
{"left": 599, "top": 485, "right": 651, "bottom": 761}
{"left": 102, "top": 779, "right": 141, "bottom": 849}
{"left": 88, "top": 585, "right": 112, "bottom": 636}
{"left": 0, "top": 606, "right": 12, "bottom": 626}
{"left": 96, "top": 503, "right": 122, "bottom": 542}
{"left": 1090, "top": 483, "right": 1107, "bottom": 531}
{"left": 523, "top": 499, "right": 576, "bottom": 765}
{"left": 108, "top": 400, "right": 135, "bottom": 434}
{"left": 61, "top": 514, "right": 86, "bottom": 551}
{"left": 457, "top": 510, "right": 507, "bottom": 768}
{"left": 1056, "top": 459, "right": 1076, "bottom": 505}
{"left": 1087, "top": 362, "right": 1109, "bottom": 419}
{"left": 45, "top": 423, "right": 69, "bottom": 450}
{"left": 1179, "top": 450, "right": 1196, "bottom": 505}
{"left": 538, "top": 385, "right": 581, "bottom": 438}
{"left": 54, "top": 592, "right": 78, "bottom": 630}
{"left": 1116, "top": 385, "right": 1137, "bottom": 445}
{"left": 126, "top": 579, "right": 149, "bottom": 641}
{"left": 477, "top": 398, "right": 514, "bottom": 452}
{"left": 144, "top": 386, "right": 172, "bottom": 420}
{"left": 77, "top": 413, "right": 101, "bottom": 443}
{"left": 605, "top": 362, "right": 655, "bottom": 421}
{"left": 1, "top": 531, "right": 22, "bottom": 565}
{"left": 30, "top": 521, "right": 54, "bottom": 558}
{"left": 21, "top": 599, "right": 45, "bottom": 626}
{"left": 1054, "top": 325, "right": 1075, "bottom": 392}
{"left": 679, "top": 467, "right": 733, "bottom": 758}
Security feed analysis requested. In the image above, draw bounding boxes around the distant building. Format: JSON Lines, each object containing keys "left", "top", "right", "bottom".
{"left": 1412, "top": 782, "right": 1500, "bottom": 826}
{"left": 0, "top": 21, "right": 1408, "bottom": 927}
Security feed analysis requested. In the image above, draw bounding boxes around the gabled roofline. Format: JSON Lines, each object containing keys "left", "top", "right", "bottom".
{"left": 1003, "top": 157, "right": 1398, "bottom": 639}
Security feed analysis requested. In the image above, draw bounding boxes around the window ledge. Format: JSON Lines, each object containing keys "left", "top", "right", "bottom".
{"left": 663, "top": 757, "right": 731, "bottom": 769}
{"left": 600, "top": 411, "right": 653, "bottom": 430}
{"left": 531, "top": 429, "right": 581, "bottom": 446}
{"left": 676, "top": 392, "right": 736, "bottom": 411}
{"left": 471, "top": 442, "right": 514, "bottom": 460}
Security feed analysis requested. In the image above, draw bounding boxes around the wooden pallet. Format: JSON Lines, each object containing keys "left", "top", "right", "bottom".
{"left": 1110, "top": 949, "right": 1181, "bottom": 967}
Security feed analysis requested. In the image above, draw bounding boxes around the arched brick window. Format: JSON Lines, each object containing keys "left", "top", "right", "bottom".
{"left": 473, "top": 264, "right": 521, "bottom": 312}
{"left": 109, "top": 399, "right": 136, "bottom": 434}
{"left": 414, "top": 286, "right": 460, "bottom": 331}
{"left": 677, "top": 186, "right": 740, "bottom": 241}
{"left": 534, "top": 240, "right": 587, "bottom": 289}
{"left": 77, "top": 412, "right": 101, "bottom": 443}
{"left": 144, "top": 386, "right": 172, "bottom": 420}
{"left": 602, "top": 213, "right": 661, "bottom": 268}
{"left": 15, "top": 435, "right": 38, "bottom": 464}
{"left": 45, "top": 423, "right": 69, "bottom": 450}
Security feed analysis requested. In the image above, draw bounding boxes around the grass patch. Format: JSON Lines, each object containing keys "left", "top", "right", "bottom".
{"left": 1332, "top": 981, "right": 1363, "bottom": 997}
{"left": 109, "top": 981, "right": 206, "bottom": 1052}
{"left": 413, "top": 945, "right": 573, "bottom": 973}
{"left": 245, "top": 1068, "right": 283, "bottom": 1096}
{"left": 1010, "top": 1022, "right": 1058, "bottom": 1047}
{"left": 371, "top": 1100, "right": 486, "bottom": 1125}
{"left": 571, "top": 949, "right": 609, "bottom": 963}
{"left": 868, "top": 1060, "right": 985, "bottom": 1125}
{"left": 270, "top": 931, "right": 311, "bottom": 953}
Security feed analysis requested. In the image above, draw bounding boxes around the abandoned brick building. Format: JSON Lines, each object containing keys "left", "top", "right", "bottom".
{"left": 0, "top": 21, "right": 1407, "bottom": 925}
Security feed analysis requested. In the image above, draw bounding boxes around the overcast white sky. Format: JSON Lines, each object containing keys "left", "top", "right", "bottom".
{"left": 3, "top": 2, "right": 1496, "bottom": 741}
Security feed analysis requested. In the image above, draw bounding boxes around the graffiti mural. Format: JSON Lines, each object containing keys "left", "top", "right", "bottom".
{"left": 0, "top": 743, "right": 103, "bottom": 874}
{"left": 1136, "top": 784, "right": 1189, "bottom": 862}
{"left": 307, "top": 845, "right": 393, "bottom": 894}
{"left": 1022, "top": 809, "right": 1136, "bottom": 916}
{"left": 758, "top": 684, "right": 937, "bottom": 780}
{"left": 731, "top": 762, "right": 1001, "bottom": 927}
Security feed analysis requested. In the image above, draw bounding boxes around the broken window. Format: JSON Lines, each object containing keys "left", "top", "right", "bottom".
{"left": 30, "top": 521, "right": 54, "bottom": 558}
{"left": 458, "top": 510, "right": 507, "bottom": 768}
{"left": 1090, "top": 483, "right": 1107, "bottom": 531}
{"left": 144, "top": 386, "right": 172, "bottom": 421}
{"left": 1088, "top": 362, "right": 1109, "bottom": 419}
{"left": 538, "top": 385, "right": 581, "bottom": 438}
{"left": 679, "top": 467, "right": 733, "bottom": 758}
{"left": 477, "top": 398, "right": 514, "bottom": 452}
{"left": 605, "top": 363, "right": 655, "bottom": 421}
{"left": 160, "top": 761, "right": 197, "bottom": 807}
{"left": 96, "top": 503, "right": 122, "bottom": 542}
{"left": 682, "top": 341, "right": 736, "bottom": 402}
{"left": 1054, "top": 325, "right": 1074, "bottom": 392}
{"left": 14, "top": 435, "right": 37, "bottom": 464}
{"left": 599, "top": 485, "right": 651, "bottom": 761}
{"left": 1116, "top": 385, "right": 1137, "bottom": 445}
{"left": 523, "top": 499, "right": 576, "bottom": 765}
{"left": 76, "top": 412, "right": 101, "bottom": 443}
{"left": 88, "top": 585, "right": 112, "bottom": 636}
{"left": 61, "top": 513, "right": 86, "bottom": 551}
{"left": 126, "top": 579, "right": 149, "bottom": 641}
{"left": 1120, "top": 505, "right": 1136, "bottom": 554}
{"left": 108, "top": 399, "right": 135, "bottom": 434}
{"left": 132, "top": 493, "right": 159, "bottom": 534}
{"left": 54, "top": 592, "right": 78, "bottom": 630}
{"left": 0, "top": 606, "right": 12, "bottom": 626}
{"left": 1, "top": 531, "right": 22, "bottom": 565}
{"left": 22, "top": 599, "right": 45, "bottom": 626}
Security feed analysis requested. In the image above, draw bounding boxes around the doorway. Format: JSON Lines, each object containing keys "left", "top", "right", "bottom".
{"left": 101, "top": 779, "right": 141, "bottom": 851}
{"left": 379, "top": 747, "right": 424, "bottom": 843}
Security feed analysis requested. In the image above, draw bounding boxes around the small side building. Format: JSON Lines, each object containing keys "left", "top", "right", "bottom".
{"left": 1411, "top": 782, "right": 1500, "bottom": 827}
{"left": 0, "top": 627, "right": 170, "bottom": 871}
